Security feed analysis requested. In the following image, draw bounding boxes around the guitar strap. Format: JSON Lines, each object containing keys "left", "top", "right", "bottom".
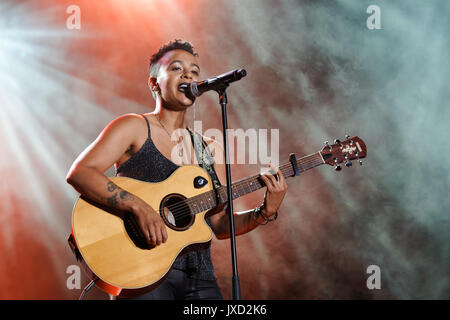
{"left": 188, "top": 129, "right": 222, "bottom": 190}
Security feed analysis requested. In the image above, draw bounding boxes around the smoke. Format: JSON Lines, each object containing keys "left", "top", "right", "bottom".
{"left": 220, "top": 0, "right": 450, "bottom": 298}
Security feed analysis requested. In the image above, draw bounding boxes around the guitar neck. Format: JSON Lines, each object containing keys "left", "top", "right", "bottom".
{"left": 187, "top": 152, "right": 325, "bottom": 214}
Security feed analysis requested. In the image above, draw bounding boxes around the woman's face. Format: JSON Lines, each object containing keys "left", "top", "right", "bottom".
{"left": 152, "top": 49, "right": 201, "bottom": 110}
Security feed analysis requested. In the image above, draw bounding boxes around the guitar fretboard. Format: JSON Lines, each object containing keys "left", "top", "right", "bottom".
{"left": 184, "top": 152, "right": 325, "bottom": 215}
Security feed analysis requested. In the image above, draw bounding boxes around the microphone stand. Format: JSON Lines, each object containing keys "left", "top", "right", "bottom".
{"left": 216, "top": 85, "right": 241, "bottom": 300}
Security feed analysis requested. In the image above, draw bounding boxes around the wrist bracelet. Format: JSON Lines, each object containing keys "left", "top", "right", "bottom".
{"left": 254, "top": 205, "right": 278, "bottom": 225}
{"left": 253, "top": 206, "right": 268, "bottom": 225}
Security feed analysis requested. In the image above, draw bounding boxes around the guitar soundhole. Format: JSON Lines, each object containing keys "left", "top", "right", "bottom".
{"left": 160, "top": 194, "right": 194, "bottom": 231}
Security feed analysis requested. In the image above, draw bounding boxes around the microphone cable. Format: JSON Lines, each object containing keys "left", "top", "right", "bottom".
{"left": 79, "top": 277, "right": 98, "bottom": 300}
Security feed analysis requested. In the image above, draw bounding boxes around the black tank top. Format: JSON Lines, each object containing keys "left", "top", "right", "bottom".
{"left": 116, "top": 114, "right": 216, "bottom": 280}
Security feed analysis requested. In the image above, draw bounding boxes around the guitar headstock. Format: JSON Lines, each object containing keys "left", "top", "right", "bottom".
{"left": 320, "top": 135, "right": 367, "bottom": 171}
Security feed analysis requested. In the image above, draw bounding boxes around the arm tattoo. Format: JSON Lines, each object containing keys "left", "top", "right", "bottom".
{"left": 106, "top": 193, "right": 119, "bottom": 207}
{"left": 106, "top": 181, "right": 134, "bottom": 208}
{"left": 119, "top": 190, "right": 135, "bottom": 201}
{"left": 107, "top": 181, "right": 119, "bottom": 192}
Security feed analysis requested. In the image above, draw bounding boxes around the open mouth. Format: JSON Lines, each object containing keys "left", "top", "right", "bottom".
{"left": 178, "top": 82, "right": 190, "bottom": 93}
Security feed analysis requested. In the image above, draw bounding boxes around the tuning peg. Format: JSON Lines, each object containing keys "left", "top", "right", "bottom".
{"left": 334, "top": 158, "right": 342, "bottom": 171}
{"left": 345, "top": 135, "right": 350, "bottom": 139}
{"left": 354, "top": 152, "right": 363, "bottom": 166}
{"left": 334, "top": 139, "right": 341, "bottom": 144}
{"left": 345, "top": 161, "right": 352, "bottom": 168}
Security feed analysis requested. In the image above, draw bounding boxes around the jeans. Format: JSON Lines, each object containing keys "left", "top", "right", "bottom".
{"left": 116, "top": 268, "right": 223, "bottom": 300}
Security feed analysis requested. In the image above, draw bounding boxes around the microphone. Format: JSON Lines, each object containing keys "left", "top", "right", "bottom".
{"left": 180, "top": 69, "right": 247, "bottom": 101}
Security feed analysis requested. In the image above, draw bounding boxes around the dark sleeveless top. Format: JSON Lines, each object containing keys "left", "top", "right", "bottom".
{"left": 116, "top": 114, "right": 216, "bottom": 281}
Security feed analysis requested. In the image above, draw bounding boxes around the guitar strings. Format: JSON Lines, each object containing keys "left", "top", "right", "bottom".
{"left": 157, "top": 155, "right": 323, "bottom": 220}
{"left": 155, "top": 155, "right": 323, "bottom": 222}
{"left": 158, "top": 155, "right": 322, "bottom": 221}
{"left": 158, "top": 144, "right": 361, "bottom": 221}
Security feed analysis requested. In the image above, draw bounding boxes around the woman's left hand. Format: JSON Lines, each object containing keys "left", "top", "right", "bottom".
{"left": 259, "top": 163, "right": 288, "bottom": 217}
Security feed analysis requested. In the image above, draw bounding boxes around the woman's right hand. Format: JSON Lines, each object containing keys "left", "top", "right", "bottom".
{"left": 131, "top": 200, "right": 168, "bottom": 247}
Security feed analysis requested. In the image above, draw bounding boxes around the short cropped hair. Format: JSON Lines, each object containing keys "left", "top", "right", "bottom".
{"left": 149, "top": 39, "right": 198, "bottom": 99}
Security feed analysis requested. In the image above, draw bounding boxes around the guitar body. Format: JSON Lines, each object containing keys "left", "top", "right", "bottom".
{"left": 71, "top": 165, "right": 215, "bottom": 297}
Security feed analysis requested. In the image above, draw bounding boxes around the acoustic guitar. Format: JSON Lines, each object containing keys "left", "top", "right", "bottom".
{"left": 69, "top": 136, "right": 367, "bottom": 297}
